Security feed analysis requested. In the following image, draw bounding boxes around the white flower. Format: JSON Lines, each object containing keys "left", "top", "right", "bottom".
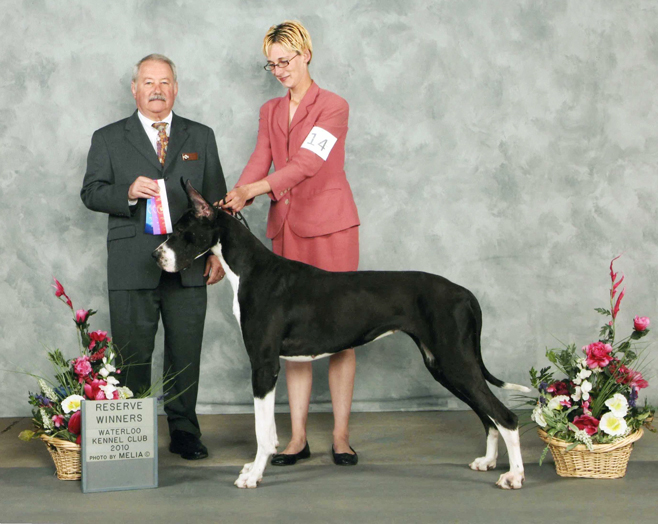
{"left": 572, "top": 428, "right": 594, "bottom": 451}
{"left": 40, "top": 408, "right": 53, "bottom": 431}
{"left": 605, "top": 393, "right": 629, "bottom": 418}
{"left": 571, "top": 387, "right": 582, "bottom": 402}
{"left": 599, "top": 412, "right": 628, "bottom": 437}
{"left": 573, "top": 368, "right": 592, "bottom": 385}
{"left": 532, "top": 404, "right": 547, "bottom": 427}
{"left": 99, "top": 356, "right": 117, "bottom": 378}
{"left": 61, "top": 394, "right": 85, "bottom": 413}
{"left": 577, "top": 358, "right": 588, "bottom": 369}
{"left": 99, "top": 381, "right": 118, "bottom": 400}
{"left": 117, "top": 387, "right": 134, "bottom": 399}
{"left": 580, "top": 380, "right": 592, "bottom": 401}
{"left": 39, "top": 379, "right": 58, "bottom": 402}
{"left": 547, "top": 395, "right": 570, "bottom": 410}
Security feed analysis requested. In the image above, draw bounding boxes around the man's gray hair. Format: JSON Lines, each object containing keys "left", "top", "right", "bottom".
{"left": 132, "top": 54, "right": 177, "bottom": 83}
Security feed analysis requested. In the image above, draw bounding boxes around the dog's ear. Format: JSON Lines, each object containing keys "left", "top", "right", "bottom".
{"left": 184, "top": 179, "right": 216, "bottom": 219}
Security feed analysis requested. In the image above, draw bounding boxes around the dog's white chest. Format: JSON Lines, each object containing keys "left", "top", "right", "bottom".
{"left": 212, "top": 244, "right": 241, "bottom": 328}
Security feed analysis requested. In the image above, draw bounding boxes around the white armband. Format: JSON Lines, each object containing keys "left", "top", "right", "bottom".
{"left": 300, "top": 126, "right": 338, "bottom": 161}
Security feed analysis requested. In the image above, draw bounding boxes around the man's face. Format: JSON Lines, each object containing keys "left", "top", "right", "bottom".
{"left": 131, "top": 60, "right": 178, "bottom": 120}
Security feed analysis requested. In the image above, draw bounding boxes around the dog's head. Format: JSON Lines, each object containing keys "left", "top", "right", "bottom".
{"left": 152, "top": 180, "right": 219, "bottom": 273}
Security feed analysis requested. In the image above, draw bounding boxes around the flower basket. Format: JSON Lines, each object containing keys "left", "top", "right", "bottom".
{"left": 537, "top": 428, "right": 644, "bottom": 479}
{"left": 40, "top": 434, "right": 81, "bottom": 480}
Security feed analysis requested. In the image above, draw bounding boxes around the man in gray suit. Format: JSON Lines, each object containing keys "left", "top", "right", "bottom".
{"left": 81, "top": 54, "right": 226, "bottom": 460}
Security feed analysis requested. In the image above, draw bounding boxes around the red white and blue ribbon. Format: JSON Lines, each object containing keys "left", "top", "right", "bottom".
{"left": 145, "top": 179, "right": 172, "bottom": 235}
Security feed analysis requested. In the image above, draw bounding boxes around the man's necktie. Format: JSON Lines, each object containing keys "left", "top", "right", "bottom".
{"left": 152, "top": 122, "right": 169, "bottom": 166}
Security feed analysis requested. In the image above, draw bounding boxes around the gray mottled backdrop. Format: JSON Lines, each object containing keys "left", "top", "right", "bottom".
{"left": 1, "top": 0, "right": 657, "bottom": 417}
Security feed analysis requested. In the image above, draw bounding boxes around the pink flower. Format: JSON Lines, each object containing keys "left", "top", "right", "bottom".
{"left": 84, "top": 379, "right": 107, "bottom": 400}
{"left": 67, "top": 411, "right": 81, "bottom": 435}
{"left": 573, "top": 414, "right": 599, "bottom": 436}
{"left": 634, "top": 316, "right": 650, "bottom": 332}
{"left": 52, "top": 415, "right": 65, "bottom": 428}
{"left": 75, "top": 309, "right": 90, "bottom": 324}
{"left": 582, "top": 400, "right": 591, "bottom": 414}
{"left": 73, "top": 356, "right": 92, "bottom": 381}
{"left": 628, "top": 370, "right": 649, "bottom": 390}
{"left": 584, "top": 342, "right": 613, "bottom": 369}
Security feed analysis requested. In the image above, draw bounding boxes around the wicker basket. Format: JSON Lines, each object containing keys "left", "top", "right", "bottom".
{"left": 40, "top": 434, "right": 81, "bottom": 480}
{"left": 538, "top": 428, "right": 644, "bottom": 479}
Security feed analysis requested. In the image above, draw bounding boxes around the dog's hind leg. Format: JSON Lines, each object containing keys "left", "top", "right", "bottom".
{"left": 235, "top": 364, "right": 279, "bottom": 489}
{"left": 416, "top": 338, "right": 524, "bottom": 489}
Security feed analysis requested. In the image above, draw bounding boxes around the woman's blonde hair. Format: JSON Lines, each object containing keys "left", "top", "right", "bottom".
{"left": 262, "top": 20, "right": 313, "bottom": 64}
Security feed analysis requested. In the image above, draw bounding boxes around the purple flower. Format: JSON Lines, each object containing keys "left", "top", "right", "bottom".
{"left": 35, "top": 394, "right": 51, "bottom": 407}
{"left": 539, "top": 381, "right": 548, "bottom": 393}
{"left": 629, "top": 388, "right": 638, "bottom": 408}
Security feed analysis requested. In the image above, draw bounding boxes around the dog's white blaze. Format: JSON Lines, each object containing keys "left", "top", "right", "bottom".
{"left": 280, "top": 353, "right": 333, "bottom": 362}
{"left": 155, "top": 243, "right": 178, "bottom": 273}
{"left": 489, "top": 417, "right": 525, "bottom": 489}
{"left": 212, "top": 244, "right": 241, "bottom": 328}
{"left": 235, "top": 389, "right": 277, "bottom": 488}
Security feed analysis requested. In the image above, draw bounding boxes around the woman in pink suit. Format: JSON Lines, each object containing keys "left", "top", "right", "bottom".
{"left": 221, "top": 20, "right": 360, "bottom": 466}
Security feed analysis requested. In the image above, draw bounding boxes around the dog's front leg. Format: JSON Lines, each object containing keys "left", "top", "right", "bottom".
{"left": 235, "top": 365, "right": 278, "bottom": 489}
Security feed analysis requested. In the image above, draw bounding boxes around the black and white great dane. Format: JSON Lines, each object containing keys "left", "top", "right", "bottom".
{"left": 153, "top": 181, "right": 530, "bottom": 490}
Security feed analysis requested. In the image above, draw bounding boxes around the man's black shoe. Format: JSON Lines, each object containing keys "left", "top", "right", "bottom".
{"left": 169, "top": 430, "right": 208, "bottom": 460}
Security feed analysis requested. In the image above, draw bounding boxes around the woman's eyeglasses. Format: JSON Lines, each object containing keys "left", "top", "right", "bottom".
{"left": 264, "top": 54, "right": 299, "bottom": 71}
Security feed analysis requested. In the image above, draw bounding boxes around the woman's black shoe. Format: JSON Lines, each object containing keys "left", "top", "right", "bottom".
{"left": 270, "top": 441, "right": 311, "bottom": 466}
{"left": 332, "top": 446, "right": 358, "bottom": 466}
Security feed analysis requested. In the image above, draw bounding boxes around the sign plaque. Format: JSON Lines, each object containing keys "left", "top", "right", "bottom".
{"left": 81, "top": 397, "right": 158, "bottom": 493}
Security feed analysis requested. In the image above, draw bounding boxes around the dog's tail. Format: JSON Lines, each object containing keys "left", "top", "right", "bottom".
{"left": 471, "top": 295, "right": 532, "bottom": 394}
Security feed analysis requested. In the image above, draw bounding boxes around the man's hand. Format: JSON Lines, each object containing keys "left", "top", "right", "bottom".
{"left": 128, "top": 176, "right": 160, "bottom": 200}
{"left": 204, "top": 255, "right": 225, "bottom": 285}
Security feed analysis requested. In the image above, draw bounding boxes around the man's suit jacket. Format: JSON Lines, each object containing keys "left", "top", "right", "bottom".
{"left": 81, "top": 111, "right": 226, "bottom": 290}
{"left": 236, "top": 82, "right": 360, "bottom": 239}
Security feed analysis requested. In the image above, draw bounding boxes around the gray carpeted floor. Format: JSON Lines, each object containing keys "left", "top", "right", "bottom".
{"left": 1, "top": 412, "right": 657, "bottom": 523}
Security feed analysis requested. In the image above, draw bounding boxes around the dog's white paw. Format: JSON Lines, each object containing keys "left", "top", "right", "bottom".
{"left": 469, "top": 457, "right": 497, "bottom": 471}
{"left": 239, "top": 462, "right": 254, "bottom": 475}
{"left": 495, "top": 471, "right": 525, "bottom": 490}
{"left": 234, "top": 471, "right": 262, "bottom": 489}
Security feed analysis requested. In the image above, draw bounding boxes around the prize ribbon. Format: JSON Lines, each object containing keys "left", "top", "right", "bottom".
{"left": 145, "top": 179, "right": 173, "bottom": 235}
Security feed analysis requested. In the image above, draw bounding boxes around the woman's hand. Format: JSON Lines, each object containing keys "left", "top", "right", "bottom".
{"left": 217, "top": 180, "right": 272, "bottom": 213}
{"left": 220, "top": 186, "right": 252, "bottom": 213}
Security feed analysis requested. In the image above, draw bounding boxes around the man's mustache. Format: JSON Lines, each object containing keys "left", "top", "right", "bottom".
{"left": 149, "top": 94, "right": 166, "bottom": 101}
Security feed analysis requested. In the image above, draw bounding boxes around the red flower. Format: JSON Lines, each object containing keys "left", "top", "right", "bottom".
{"left": 52, "top": 278, "right": 66, "bottom": 298}
{"left": 52, "top": 278, "right": 73, "bottom": 309}
{"left": 633, "top": 316, "right": 650, "bottom": 332}
{"left": 573, "top": 414, "right": 599, "bottom": 436}
{"left": 584, "top": 342, "right": 613, "bottom": 369}
{"left": 546, "top": 381, "right": 569, "bottom": 396}
{"left": 76, "top": 435, "right": 82, "bottom": 445}
{"left": 612, "top": 287, "right": 625, "bottom": 320}
{"left": 67, "top": 411, "right": 81, "bottom": 435}
{"left": 90, "top": 347, "right": 106, "bottom": 362}
{"left": 89, "top": 331, "right": 108, "bottom": 343}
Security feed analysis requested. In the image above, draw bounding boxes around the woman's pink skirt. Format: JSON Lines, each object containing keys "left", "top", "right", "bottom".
{"left": 272, "top": 221, "right": 359, "bottom": 272}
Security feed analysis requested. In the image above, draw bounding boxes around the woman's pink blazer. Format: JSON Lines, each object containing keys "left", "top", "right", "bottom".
{"left": 236, "top": 81, "right": 360, "bottom": 239}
